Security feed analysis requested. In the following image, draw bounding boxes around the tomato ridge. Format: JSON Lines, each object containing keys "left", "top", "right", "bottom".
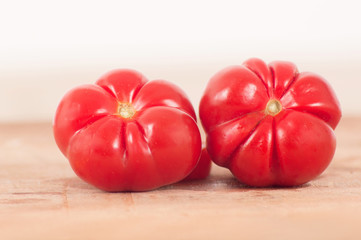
{"left": 283, "top": 108, "right": 336, "bottom": 130}
{"left": 65, "top": 114, "right": 112, "bottom": 157}
{"left": 222, "top": 115, "right": 266, "bottom": 168}
{"left": 120, "top": 120, "right": 128, "bottom": 166}
{"left": 132, "top": 118, "right": 162, "bottom": 182}
{"left": 269, "top": 66, "right": 275, "bottom": 96}
{"left": 98, "top": 85, "right": 118, "bottom": 99}
{"left": 244, "top": 65, "right": 271, "bottom": 99}
{"left": 270, "top": 117, "right": 280, "bottom": 184}
{"left": 279, "top": 71, "right": 299, "bottom": 99}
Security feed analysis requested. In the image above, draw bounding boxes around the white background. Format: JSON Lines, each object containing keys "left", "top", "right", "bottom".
{"left": 1, "top": 0, "right": 360, "bottom": 122}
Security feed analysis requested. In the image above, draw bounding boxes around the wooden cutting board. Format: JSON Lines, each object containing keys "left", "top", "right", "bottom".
{"left": 1, "top": 117, "right": 361, "bottom": 240}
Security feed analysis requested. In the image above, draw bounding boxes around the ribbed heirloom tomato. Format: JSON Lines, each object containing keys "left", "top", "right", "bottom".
{"left": 54, "top": 70, "right": 201, "bottom": 191}
{"left": 199, "top": 58, "right": 341, "bottom": 187}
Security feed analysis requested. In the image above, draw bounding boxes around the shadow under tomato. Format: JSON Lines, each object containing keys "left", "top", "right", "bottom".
{"left": 47, "top": 174, "right": 311, "bottom": 194}
{"left": 165, "top": 173, "right": 312, "bottom": 192}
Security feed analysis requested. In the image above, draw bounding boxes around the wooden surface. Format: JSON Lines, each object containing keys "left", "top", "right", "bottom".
{"left": 1, "top": 117, "right": 361, "bottom": 240}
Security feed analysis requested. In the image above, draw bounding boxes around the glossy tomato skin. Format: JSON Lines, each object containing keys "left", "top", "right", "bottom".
{"left": 200, "top": 58, "right": 341, "bottom": 187}
{"left": 54, "top": 70, "right": 201, "bottom": 192}
{"left": 183, "top": 148, "right": 212, "bottom": 181}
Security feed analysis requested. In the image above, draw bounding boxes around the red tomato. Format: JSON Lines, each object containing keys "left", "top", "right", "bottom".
{"left": 183, "top": 148, "right": 212, "bottom": 181}
{"left": 199, "top": 58, "right": 341, "bottom": 187}
{"left": 54, "top": 69, "right": 201, "bottom": 192}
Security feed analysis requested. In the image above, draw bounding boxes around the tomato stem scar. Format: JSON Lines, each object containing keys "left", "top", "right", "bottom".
{"left": 117, "top": 103, "right": 136, "bottom": 119}
{"left": 265, "top": 99, "right": 282, "bottom": 116}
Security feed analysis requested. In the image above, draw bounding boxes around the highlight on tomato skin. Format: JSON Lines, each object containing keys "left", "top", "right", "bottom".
{"left": 183, "top": 148, "right": 212, "bottom": 181}
{"left": 199, "top": 58, "right": 342, "bottom": 187}
{"left": 53, "top": 69, "right": 202, "bottom": 192}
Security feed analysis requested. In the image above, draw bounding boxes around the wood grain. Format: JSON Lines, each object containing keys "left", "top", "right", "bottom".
{"left": 1, "top": 117, "right": 361, "bottom": 240}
